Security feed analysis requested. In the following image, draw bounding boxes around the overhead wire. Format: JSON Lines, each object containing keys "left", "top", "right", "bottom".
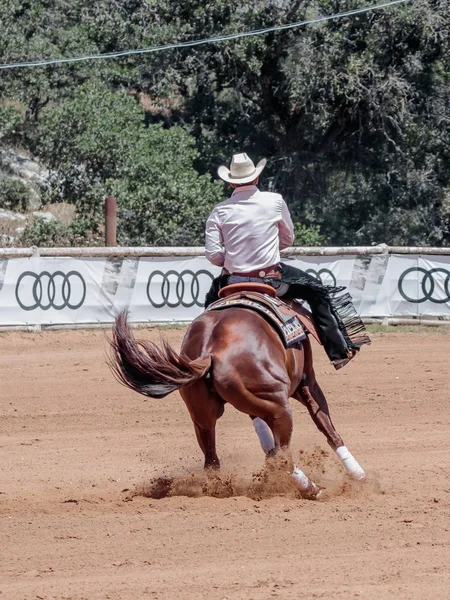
{"left": 0, "top": 0, "right": 410, "bottom": 70}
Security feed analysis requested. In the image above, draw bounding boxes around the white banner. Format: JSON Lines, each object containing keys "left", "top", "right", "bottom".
{"left": 0, "top": 253, "right": 449, "bottom": 327}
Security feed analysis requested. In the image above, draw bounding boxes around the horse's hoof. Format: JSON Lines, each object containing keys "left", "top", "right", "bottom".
{"left": 349, "top": 469, "right": 366, "bottom": 481}
{"left": 302, "top": 481, "right": 323, "bottom": 500}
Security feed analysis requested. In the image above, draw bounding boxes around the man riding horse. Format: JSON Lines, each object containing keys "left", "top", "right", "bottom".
{"left": 204, "top": 152, "right": 370, "bottom": 369}
{"left": 110, "top": 153, "right": 369, "bottom": 495}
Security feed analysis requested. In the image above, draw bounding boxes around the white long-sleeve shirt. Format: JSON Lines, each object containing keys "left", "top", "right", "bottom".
{"left": 205, "top": 185, "right": 295, "bottom": 273}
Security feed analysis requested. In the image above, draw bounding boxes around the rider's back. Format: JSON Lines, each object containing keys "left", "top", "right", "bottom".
{"left": 205, "top": 185, "right": 287, "bottom": 273}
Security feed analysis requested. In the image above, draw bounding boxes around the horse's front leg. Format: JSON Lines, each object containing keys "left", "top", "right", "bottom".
{"left": 294, "top": 376, "right": 366, "bottom": 480}
{"left": 251, "top": 415, "right": 275, "bottom": 454}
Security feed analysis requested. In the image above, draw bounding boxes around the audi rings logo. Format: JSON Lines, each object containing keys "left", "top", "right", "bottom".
{"left": 398, "top": 267, "right": 450, "bottom": 304}
{"left": 147, "top": 270, "right": 214, "bottom": 308}
{"left": 15, "top": 271, "right": 87, "bottom": 311}
{"left": 305, "top": 268, "right": 337, "bottom": 287}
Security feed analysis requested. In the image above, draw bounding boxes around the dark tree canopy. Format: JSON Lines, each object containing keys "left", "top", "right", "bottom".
{"left": 0, "top": 0, "right": 448, "bottom": 246}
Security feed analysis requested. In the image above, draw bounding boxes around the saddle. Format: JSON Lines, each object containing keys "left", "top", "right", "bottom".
{"left": 206, "top": 282, "right": 320, "bottom": 348}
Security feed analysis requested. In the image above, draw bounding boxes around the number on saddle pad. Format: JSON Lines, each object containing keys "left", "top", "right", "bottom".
{"left": 206, "top": 293, "right": 306, "bottom": 347}
{"left": 281, "top": 316, "right": 306, "bottom": 346}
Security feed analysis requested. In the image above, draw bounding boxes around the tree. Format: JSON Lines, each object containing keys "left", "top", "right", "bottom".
{"left": 1, "top": 0, "right": 448, "bottom": 246}
{"left": 129, "top": 0, "right": 450, "bottom": 245}
{"left": 35, "top": 82, "right": 223, "bottom": 245}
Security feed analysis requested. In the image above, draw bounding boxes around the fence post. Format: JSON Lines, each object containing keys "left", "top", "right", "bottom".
{"left": 105, "top": 196, "right": 117, "bottom": 247}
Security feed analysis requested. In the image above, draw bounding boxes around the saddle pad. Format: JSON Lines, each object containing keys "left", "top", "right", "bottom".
{"left": 206, "top": 293, "right": 307, "bottom": 348}
{"left": 243, "top": 292, "right": 322, "bottom": 346}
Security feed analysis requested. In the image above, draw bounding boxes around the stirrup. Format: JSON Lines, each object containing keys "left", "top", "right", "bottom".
{"left": 332, "top": 348, "right": 358, "bottom": 370}
{"left": 332, "top": 357, "right": 350, "bottom": 371}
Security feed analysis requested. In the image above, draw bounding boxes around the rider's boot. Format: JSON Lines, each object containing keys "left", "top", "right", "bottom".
{"left": 286, "top": 298, "right": 359, "bottom": 370}
{"left": 332, "top": 347, "right": 359, "bottom": 370}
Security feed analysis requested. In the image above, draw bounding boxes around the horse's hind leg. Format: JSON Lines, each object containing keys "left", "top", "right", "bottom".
{"left": 193, "top": 423, "right": 220, "bottom": 469}
{"left": 261, "top": 403, "right": 321, "bottom": 499}
{"left": 294, "top": 340, "right": 365, "bottom": 480}
{"left": 180, "top": 380, "right": 224, "bottom": 470}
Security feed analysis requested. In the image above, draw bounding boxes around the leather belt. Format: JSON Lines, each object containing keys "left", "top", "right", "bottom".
{"left": 228, "top": 264, "right": 282, "bottom": 279}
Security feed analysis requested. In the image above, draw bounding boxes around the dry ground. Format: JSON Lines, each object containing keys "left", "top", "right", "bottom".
{"left": 1, "top": 326, "right": 450, "bottom": 599}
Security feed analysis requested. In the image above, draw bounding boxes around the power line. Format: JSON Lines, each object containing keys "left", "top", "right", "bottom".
{"left": 0, "top": 0, "right": 410, "bottom": 71}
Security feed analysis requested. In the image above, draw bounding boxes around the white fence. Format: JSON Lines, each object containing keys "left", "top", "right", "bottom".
{"left": 0, "top": 246, "right": 449, "bottom": 329}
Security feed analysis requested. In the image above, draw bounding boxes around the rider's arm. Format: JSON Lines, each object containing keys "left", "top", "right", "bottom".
{"left": 205, "top": 209, "right": 225, "bottom": 266}
{"left": 279, "top": 199, "right": 295, "bottom": 249}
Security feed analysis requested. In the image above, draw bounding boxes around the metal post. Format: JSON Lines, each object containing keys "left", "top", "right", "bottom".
{"left": 105, "top": 196, "right": 117, "bottom": 247}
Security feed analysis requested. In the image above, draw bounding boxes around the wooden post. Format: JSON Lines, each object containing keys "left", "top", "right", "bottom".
{"left": 105, "top": 196, "right": 117, "bottom": 247}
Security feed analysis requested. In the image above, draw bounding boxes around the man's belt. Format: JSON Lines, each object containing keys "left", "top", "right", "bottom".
{"left": 227, "top": 264, "right": 282, "bottom": 279}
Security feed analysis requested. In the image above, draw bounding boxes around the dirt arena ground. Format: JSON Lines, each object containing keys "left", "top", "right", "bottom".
{"left": 1, "top": 326, "right": 450, "bottom": 600}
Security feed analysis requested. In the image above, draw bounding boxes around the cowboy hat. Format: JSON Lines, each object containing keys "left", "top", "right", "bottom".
{"left": 217, "top": 153, "right": 267, "bottom": 184}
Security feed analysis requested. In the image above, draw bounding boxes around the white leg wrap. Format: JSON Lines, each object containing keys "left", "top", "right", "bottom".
{"left": 291, "top": 466, "right": 319, "bottom": 495}
{"left": 336, "top": 446, "right": 366, "bottom": 480}
{"left": 252, "top": 417, "right": 275, "bottom": 454}
{"left": 291, "top": 466, "right": 311, "bottom": 490}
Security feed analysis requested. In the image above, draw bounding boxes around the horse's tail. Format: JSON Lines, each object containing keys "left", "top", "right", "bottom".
{"left": 109, "top": 312, "right": 211, "bottom": 399}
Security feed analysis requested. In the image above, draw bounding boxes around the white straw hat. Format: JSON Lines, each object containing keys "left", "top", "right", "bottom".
{"left": 217, "top": 153, "right": 267, "bottom": 184}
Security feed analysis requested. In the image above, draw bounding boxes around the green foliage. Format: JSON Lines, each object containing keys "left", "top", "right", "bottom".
{"left": 135, "top": 0, "right": 449, "bottom": 245}
{"left": 18, "top": 215, "right": 103, "bottom": 247}
{"left": 0, "top": 175, "right": 33, "bottom": 212}
{"left": 0, "top": 0, "right": 448, "bottom": 247}
{"left": 293, "top": 224, "right": 324, "bottom": 247}
{"left": 0, "top": 106, "right": 22, "bottom": 143}
{"left": 18, "top": 217, "right": 67, "bottom": 247}
{"left": 175, "top": 1, "right": 449, "bottom": 244}
{"left": 34, "top": 82, "right": 223, "bottom": 245}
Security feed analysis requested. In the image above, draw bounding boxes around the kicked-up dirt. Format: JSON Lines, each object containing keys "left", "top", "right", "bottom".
{"left": 1, "top": 326, "right": 450, "bottom": 599}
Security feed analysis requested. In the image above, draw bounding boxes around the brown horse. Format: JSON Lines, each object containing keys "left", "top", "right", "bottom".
{"left": 110, "top": 308, "right": 365, "bottom": 499}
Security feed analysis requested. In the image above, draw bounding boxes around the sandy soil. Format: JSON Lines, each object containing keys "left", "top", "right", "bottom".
{"left": 1, "top": 326, "right": 450, "bottom": 600}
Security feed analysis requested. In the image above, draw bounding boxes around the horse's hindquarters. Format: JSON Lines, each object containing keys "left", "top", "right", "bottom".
{"left": 183, "top": 308, "right": 302, "bottom": 420}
